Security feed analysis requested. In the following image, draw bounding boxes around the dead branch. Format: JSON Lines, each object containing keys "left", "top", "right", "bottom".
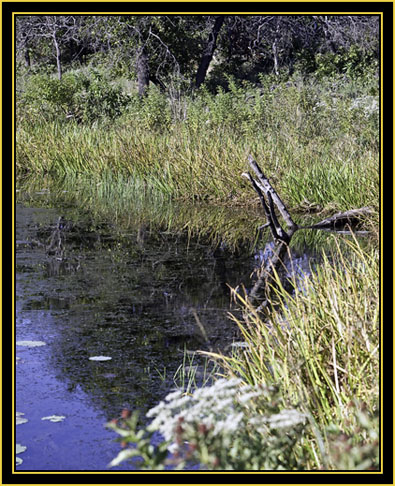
{"left": 242, "top": 155, "right": 373, "bottom": 312}
{"left": 302, "top": 207, "right": 373, "bottom": 231}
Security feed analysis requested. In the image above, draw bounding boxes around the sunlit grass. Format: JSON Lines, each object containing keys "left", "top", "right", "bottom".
{"left": 16, "top": 76, "right": 379, "bottom": 225}
{"left": 203, "top": 234, "right": 379, "bottom": 468}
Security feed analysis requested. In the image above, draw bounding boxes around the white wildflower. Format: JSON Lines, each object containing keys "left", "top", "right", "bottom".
{"left": 165, "top": 389, "right": 183, "bottom": 402}
{"left": 238, "top": 390, "right": 262, "bottom": 404}
{"left": 146, "top": 400, "right": 166, "bottom": 418}
{"left": 213, "top": 412, "right": 244, "bottom": 435}
{"left": 266, "top": 409, "right": 306, "bottom": 429}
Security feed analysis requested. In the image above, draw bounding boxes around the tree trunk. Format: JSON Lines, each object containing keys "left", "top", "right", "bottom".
{"left": 195, "top": 15, "right": 225, "bottom": 89}
{"left": 24, "top": 47, "right": 31, "bottom": 68}
{"left": 272, "top": 20, "right": 280, "bottom": 76}
{"left": 53, "top": 34, "right": 62, "bottom": 80}
{"left": 137, "top": 46, "right": 149, "bottom": 97}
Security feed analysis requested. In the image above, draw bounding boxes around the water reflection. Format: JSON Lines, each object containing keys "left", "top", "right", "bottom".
{"left": 15, "top": 199, "right": 365, "bottom": 470}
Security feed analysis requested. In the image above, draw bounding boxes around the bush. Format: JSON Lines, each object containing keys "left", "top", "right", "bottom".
{"left": 17, "top": 69, "right": 130, "bottom": 125}
{"left": 107, "top": 379, "right": 379, "bottom": 470}
{"left": 107, "top": 379, "right": 309, "bottom": 470}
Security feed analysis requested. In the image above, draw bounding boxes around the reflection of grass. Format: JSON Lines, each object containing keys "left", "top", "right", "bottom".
{"left": 16, "top": 172, "right": 376, "bottom": 255}
{"left": 204, "top": 234, "right": 379, "bottom": 469}
{"left": 16, "top": 76, "right": 379, "bottom": 225}
{"left": 16, "top": 172, "right": 263, "bottom": 251}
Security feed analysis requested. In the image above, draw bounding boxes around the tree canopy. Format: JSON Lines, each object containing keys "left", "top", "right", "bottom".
{"left": 16, "top": 14, "right": 380, "bottom": 91}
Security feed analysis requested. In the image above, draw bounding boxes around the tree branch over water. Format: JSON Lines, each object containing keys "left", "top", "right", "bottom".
{"left": 242, "top": 155, "right": 373, "bottom": 309}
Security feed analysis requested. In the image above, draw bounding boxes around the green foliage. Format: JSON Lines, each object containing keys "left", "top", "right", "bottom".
{"left": 18, "top": 69, "right": 130, "bottom": 126}
{"left": 314, "top": 45, "right": 379, "bottom": 80}
{"left": 205, "top": 235, "right": 379, "bottom": 466}
{"left": 107, "top": 379, "right": 310, "bottom": 470}
{"left": 21, "top": 72, "right": 83, "bottom": 122}
{"left": 73, "top": 70, "right": 131, "bottom": 124}
{"left": 16, "top": 68, "right": 379, "bottom": 214}
{"left": 128, "top": 85, "right": 172, "bottom": 131}
{"left": 107, "top": 378, "right": 379, "bottom": 470}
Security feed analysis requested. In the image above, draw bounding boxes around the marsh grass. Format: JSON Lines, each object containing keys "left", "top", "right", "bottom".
{"left": 16, "top": 73, "right": 379, "bottom": 220}
{"left": 16, "top": 71, "right": 380, "bottom": 470}
{"left": 203, "top": 234, "right": 379, "bottom": 467}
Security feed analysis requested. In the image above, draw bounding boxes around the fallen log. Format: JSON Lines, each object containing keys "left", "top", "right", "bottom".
{"left": 301, "top": 207, "right": 373, "bottom": 231}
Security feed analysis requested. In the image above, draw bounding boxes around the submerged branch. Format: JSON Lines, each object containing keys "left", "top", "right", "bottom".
{"left": 242, "top": 155, "right": 372, "bottom": 311}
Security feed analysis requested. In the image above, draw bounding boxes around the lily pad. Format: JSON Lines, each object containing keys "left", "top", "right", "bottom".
{"left": 16, "top": 340, "right": 46, "bottom": 347}
{"left": 16, "top": 444, "right": 27, "bottom": 454}
{"left": 16, "top": 412, "right": 28, "bottom": 425}
{"left": 41, "top": 415, "right": 66, "bottom": 423}
{"left": 16, "top": 457, "right": 23, "bottom": 466}
{"left": 89, "top": 356, "right": 112, "bottom": 361}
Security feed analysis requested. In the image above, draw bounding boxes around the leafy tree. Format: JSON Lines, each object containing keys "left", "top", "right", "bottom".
{"left": 15, "top": 14, "right": 379, "bottom": 89}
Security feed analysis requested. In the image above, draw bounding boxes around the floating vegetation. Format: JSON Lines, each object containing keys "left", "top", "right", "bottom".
{"left": 16, "top": 457, "right": 23, "bottom": 466}
{"left": 16, "top": 444, "right": 27, "bottom": 454}
{"left": 89, "top": 356, "right": 112, "bottom": 361}
{"left": 16, "top": 412, "right": 28, "bottom": 425}
{"left": 41, "top": 415, "right": 66, "bottom": 423}
{"left": 16, "top": 340, "right": 46, "bottom": 347}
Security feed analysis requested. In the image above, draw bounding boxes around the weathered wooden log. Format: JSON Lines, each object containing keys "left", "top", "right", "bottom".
{"left": 302, "top": 207, "right": 373, "bottom": 231}
{"left": 242, "top": 171, "right": 287, "bottom": 243}
{"left": 242, "top": 157, "right": 298, "bottom": 245}
{"left": 247, "top": 155, "right": 298, "bottom": 233}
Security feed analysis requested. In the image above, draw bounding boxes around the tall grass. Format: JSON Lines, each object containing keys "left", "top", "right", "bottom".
{"left": 16, "top": 73, "right": 380, "bottom": 218}
{"left": 204, "top": 234, "right": 379, "bottom": 467}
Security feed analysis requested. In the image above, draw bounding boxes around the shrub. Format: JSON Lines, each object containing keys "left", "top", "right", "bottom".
{"left": 17, "top": 69, "right": 130, "bottom": 126}
{"left": 107, "top": 379, "right": 309, "bottom": 470}
{"left": 107, "top": 379, "right": 379, "bottom": 470}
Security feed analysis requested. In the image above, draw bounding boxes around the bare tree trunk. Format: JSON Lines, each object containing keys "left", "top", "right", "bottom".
{"left": 24, "top": 47, "right": 31, "bottom": 68}
{"left": 272, "top": 20, "right": 280, "bottom": 76}
{"left": 195, "top": 15, "right": 225, "bottom": 89}
{"left": 137, "top": 46, "right": 149, "bottom": 97}
{"left": 53, "top": 34, "right": 62, "bottom": 80}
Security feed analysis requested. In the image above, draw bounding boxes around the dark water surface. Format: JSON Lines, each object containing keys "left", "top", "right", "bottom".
{"left": 15, "top": 193, "right": 335, "bottom": 472}
{"left": 16, "top": 203, "right": 276, "bottom": 471}
{"left": 14, "top": 178, "right": 373, "bottom": 471}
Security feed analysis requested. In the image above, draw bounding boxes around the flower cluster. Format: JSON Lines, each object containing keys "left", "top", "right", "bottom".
{"left": 108, "top": 378, "right": 308, "bottom": 470}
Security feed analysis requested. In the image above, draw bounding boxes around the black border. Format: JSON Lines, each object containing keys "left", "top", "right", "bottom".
{"left": 4, "top": 1, "right": 393, "bottom": 484}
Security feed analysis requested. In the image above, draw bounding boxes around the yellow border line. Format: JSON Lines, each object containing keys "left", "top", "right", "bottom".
{"left": 10, "top": 10, "right": 385, "bottom": 13}
{"left": 10, "top": 9, "right": 385, "bottom": 477}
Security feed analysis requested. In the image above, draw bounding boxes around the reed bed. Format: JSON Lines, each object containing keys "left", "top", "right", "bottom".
{"left": 16, "top": 74, "right": 380, "bottom": 220}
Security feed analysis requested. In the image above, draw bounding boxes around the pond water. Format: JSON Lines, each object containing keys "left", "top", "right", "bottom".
{"left": 15, "top": 200, "right": 322, "bottom": 471}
